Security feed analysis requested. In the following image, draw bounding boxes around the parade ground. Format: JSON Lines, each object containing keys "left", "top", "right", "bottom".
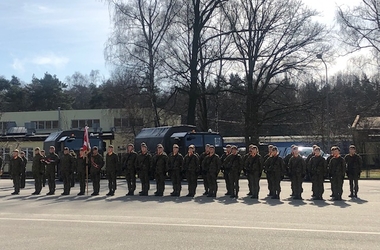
{"left": 0, "top": 179, "right": 379, "bottom": 249}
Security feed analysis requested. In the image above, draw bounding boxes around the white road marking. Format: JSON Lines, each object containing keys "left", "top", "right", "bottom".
{"left": 0, "top": 217, "right": 379, "bottom": 235}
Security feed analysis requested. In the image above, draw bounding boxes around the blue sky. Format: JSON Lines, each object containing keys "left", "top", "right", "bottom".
{"left": 0, "top": 0, "right": 358, "bottom": 83}
{"left": 0, "top": 0, "right": 111, "bottom": 83}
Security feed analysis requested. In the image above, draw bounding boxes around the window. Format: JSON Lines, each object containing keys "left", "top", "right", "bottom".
{"left": 185, "top": 135, "right": 203, "bottom": 148}
{"left": 204, "top": 135, "right": 222, "bottom": 147}
{"left": 31, "top": 121, "right": 59, "bottom": 130}
{"left": 71, "top": 119, "right": 100, "bottom": 129}
{"left": 114, "top": 118, "right": 144, "bottom": 128}
{"left": 20, "top": 147, "right": 34, "bottom": 161}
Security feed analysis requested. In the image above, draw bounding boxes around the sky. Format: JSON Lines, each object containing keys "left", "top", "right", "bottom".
{"left": 0, "top": 0, "right": 362, "bottom": 83}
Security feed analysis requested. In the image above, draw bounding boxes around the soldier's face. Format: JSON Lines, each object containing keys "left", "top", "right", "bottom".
{"left": 64, "top": 150, "right": 69, "bottom": 155}
{"left": 127, "top": 146, "right": 133, "bottom": 152}
{"left": 35, "top": 150, "right": 39, "bottom": 155}
{"left": 12, "top": 152, "right": 18, "bottom": 157}
{"left": 173, "top": 147, "right": 179, "bottom": 154}
{"left": 157, "top": 147, "right": 163, "bottom": 154}
{"left": 49, "top": 148, "right": 54, "bottom": 153}
{"left": 209, "top": 148, "right": 215, "bottom": 155}
{"left": 315, "top": 150, "right": 321, "bottom": 156}
{"left": 349, "top": 148, "right": 356, "bottom": 155}
{"left": 20, "top": 153, "right": 25, "bottom": 158}
{"left": 141, "top": 147, "right": 147, "bottom": 154}
{"left": 226, "top": 147, "right": 231, "bottom": 154}
{"left": 293, "top": 149, "right": 299, "bottom": 155}
{"left": 188, "top": 148, "right": 194, "bottom": 155}
{"left": 232, "top": 149, "right": 237, "bottom": 155}
{"left": 205, "top": 146, "right": 210, "bottom": 153}
{"left": 108, "top": 147, "right": 113, "bottom": 154}
{"left": 251, "top": 148, "right": 257, "bottom": 155}
{"left": 333, "top": 149, "right": 339, "bottom": 156}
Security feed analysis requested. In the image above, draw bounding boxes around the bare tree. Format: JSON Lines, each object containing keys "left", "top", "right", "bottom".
{"left": 165, "top": 0, "right": 228, "bottom": 129}
{"left": 337, "top": 0, "right": 380, "bottom": 54}
{"left": 223, "top": 0, "right": 329, "bottom": 145}
{"left": 105, "top": 0, "right": 180, "bottom": 127}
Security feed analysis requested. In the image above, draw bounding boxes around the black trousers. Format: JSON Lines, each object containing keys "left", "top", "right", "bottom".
{"left": 223, "top": 171, "right": 231, "bottom": 193}
{"left": 229, "top": 171, "right": 240, "bottom": 196}
{"left": 33, "top": 172, "right": 43, "bottom": 194}
{"left": 91, "top": 171, "right": 101, "bottom": 194}
{"left": 155, "top": 173, "right": 166, "bottom": 194}
{"left": 46, "top": 167, "right": 56, "bottom": 193}
{"left": 107, "top": 170, "right": 117, "bottom": 193}
{"left": 20, "top": 168, "right": 26, "bottom": 188}
{"left": 266, "top": 172, "right": 274, "bottom": 195}
{"left": 77, "top": 171, "right": 86, "bottom": 193}
{"left": 12, "top": 173, "right": 21, "bottom": 194}
{"left": 186, "top": 170, "right": 198, "bottom": 195}
{"left": 311, "top": 174, "right": 324, "bottom": 198}
{"left": 348, "top": 175, "right": 359, "bottom": 194}
{"left": 247, "top": 172, "right": 261, "bottom": 197}
{"left": 291, "top": 174, "right": 304, "bottom": 197}
{"left": 202, "top": 172, "right": 209, "bottom": 192}
{"left": 126, "top": 170, "right": 136, "bottom": 192}
{"left": 62, "top": 171, "right": 71, "bottom": 194}
{"left": 170, "top": 169, "right": 182, "bottom": 194}
{"left": 331, "top": 175, "right": 344, "bottom": 197}
{"left": 139, "top": 171, "right": 150, "bottom": 194}
{"left": 207, "top": 172, "right": 218, "bottom": 196}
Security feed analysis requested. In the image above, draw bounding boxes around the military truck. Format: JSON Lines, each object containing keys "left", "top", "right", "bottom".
{"left": 134, "top": 125, "right": 224, "bottom": 156}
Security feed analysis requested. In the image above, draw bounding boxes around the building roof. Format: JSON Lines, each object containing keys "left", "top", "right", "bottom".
{"left": 352, "top": 115, "right": 380, "bottom": 130}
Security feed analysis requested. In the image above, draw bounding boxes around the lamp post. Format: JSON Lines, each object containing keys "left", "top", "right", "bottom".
{"left": 316, "top": 54, "right": 330, "bottom": 150}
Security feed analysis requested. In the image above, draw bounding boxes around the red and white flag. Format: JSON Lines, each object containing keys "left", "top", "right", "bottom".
{"left": 83, "top": 126, "right": 91, "bottom": 153}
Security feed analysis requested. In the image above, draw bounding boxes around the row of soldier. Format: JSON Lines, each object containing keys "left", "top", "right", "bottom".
{"left": 7, "top": 142, "right": 362, "bottom": 201}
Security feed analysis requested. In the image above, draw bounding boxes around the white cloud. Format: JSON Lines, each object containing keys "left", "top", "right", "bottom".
{"left": 10, "top": 53, "right": 69, "bottom": 74}
{"left": 31, "top": 54, "right": 69, "bottom": 69}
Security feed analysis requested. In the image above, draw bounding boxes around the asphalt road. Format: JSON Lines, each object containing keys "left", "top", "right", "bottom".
{"left": 0, "top": 178, "right": 379, "bottom": 250}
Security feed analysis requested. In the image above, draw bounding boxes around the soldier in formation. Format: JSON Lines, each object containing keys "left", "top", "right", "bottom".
{"left": 105, "top": 145, "right": 119, "bottom": 196}
{"left": 244, "top": 145, "right": 263, "bottom": 199}
{"left": 308, "top": 147, "right": 326, "bottom": 200}
{"left": 223, "top": 145, "right": 243, "bottom": 198}
{"left": 45, "top": 146, "right": 60, "bottom": 195}
{"left": 202, "top": 145, "right": 221, "bottom": 198}
{"left": 77, "top": 148, "right": 87, "bottom": 195}
{"left": 344, "top": 145, "right": 362, "bottom": 198}
{"left": 123, "top": 144, "right": 138, "bottom": 196}
{"left": 136, "top": 143, "right": 152, "bottom": 196}
{"left": 167, "top": 144, "right": 183, "bottom": 197}
{"left": 152, "top": 144, "right": 168, "bottom": 197}
{"left": 288, "top": 146, "right": 306, "bottom": 200}
{"left": 90, "top": 146, "right": 104, "bottom": 196}
{"left": 32, "top": 147, "right": 45, "bottom": 195}
{"left": 328, "top": 147, "right": 346, "bottom": 201}
{"left": 183, "top": 145, "right": 199, "bottom": 197}
{"left": 264, "top": 146, "right": 285, "bottom": 199}
{"left": 199, "top": 144, "right": 210, "bottom": 195}
{"left": 61, "top": 147, "right": 75, "bottom": 195}
{"left": 10, "top": 149, "right": 23, "bottom": 195}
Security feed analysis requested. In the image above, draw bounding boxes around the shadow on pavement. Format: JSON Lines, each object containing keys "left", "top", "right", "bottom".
{"left": 261, "top": 197, "right": 284, "bottom": 206}
{"left": 193, "top": 196, "right": 215, "bottom": 204}
{"left": 215, "top": 196, "right": 239, "bottom": 205}
{"left": 347, "top": 197, "right": 368, "bottom": 204}
{"left": 288, "top": 199, "right": 307, "bottom": 207}
{"left": 241, "top": 196, "right": 261, "bottom": 205}
{"left": 308, "top": 199, "right": 330, "bottom": 207}
{"left": 330, "top": 199, "right": 351, "bottom": 208}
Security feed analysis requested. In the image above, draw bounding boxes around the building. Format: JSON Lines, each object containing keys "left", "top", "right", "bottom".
{"left": 0, "top": 108, "right": 181, "bottom": 173}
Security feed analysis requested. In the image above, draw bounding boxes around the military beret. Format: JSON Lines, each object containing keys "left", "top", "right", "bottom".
{"left": 35, "top": 147, "right": 40, "bottom": 151}
{"left": 80, "top": 148, "right": 84, "bottom": 151}
{"left": 272, "top": 146, "right": 278, "bottom": 151}
{"left": 141, "top": 143, "right": 147, "bottom": 148}
{"left": 108, "top": 145, "right": 114, "bottom": 148}
{"left": 93, "top": 146, "right": 98, "bottom": 150}
{"left": 209, "top": 145, "right": 215, "bottom": 149}
{"left": 225, "top": 144, "right": 231, "bottom": 148}
{"left": 157, "top": 144, "right": 163, "bottom": 148}
{"left": 13, "top": 149, "right": 19, "bottom": 153}
{"left": 64, "top": 147, "right": 69, "bottom": 150}
{"left": 189, "top": 145, "right": 195, "bottom": 149}
{"left": 231, "top": 145, "right": 238, "bottom": 150}
{"left": 173, "top": 144, "right": 179, "bottom": 148}
{"left": 127, "top": 143, "right": 134, "bottom": 147}
{"left": 349, "top": 145, "right": 356, "bottom": 149}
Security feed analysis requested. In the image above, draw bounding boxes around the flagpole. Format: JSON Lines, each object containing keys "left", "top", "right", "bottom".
{"left": 86, "top": 156, "right": 89, "bottom": 195}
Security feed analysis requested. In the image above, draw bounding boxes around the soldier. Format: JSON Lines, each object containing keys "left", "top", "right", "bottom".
{"left": 264, "top": 146, "right": 285, "bottom": 199}
{"left": 309, "top": 147, "right": 326, "bottom": 200}
{"left": 329, "top": 147, "right": 346, "bottom": 201}
{"left": 306, "top": 145, "right": 318, "bottom": 197}
{"left": 90, "top": 146, "right": 104, "bottom": 196}
{"left": 105, "top": 145, "right": 119, "bottom": 196}
{"left": 183, "top": 145, "right": 199, "bottom": 197}
{"left": 202, "top": 145, "right": 221, "bottom": 198}
{"left": 69, "top": 150, "right": 77, "bottom": 188}
{"left": 223, "top": 145, "right": 243, "bottom": 198}
{"left": 199, "top": 144, "right": 210, "bottom": 195}
{"left": 40, "top": 150, "right": 47, "bottom": 187}
{"left": 244, "top": 145, "right": 263, "bottom": 199}
{"left": 288, "top": 146, "right": 306, "bottom": 200}
{"left": 306, "top": 145, "right": 318, "bottom": 164}
{"left": 20, "top": 151, "right": 27, "bottom": 189}
{"left": 60, "top": 147, "right": 75, "bottom": 195}
{"left": 220, "top": 145, "right": 232, "bottom": 195}
{"left": 264, "top": 145, "right": 274, "bottom": 196}
{"left": 136, "top": 143, "right": 152, "bottom": 196}
{"left": 284, "top": 145, "right": 296, "bottom": 196}
{"left": 167, "top": 144, "right": 183, "bottom": 197}
{"left": 31, "top": 147, "right": 44, "bottom": 195}
{"left": 123, "top": 143, "right": 138, "bottom": 196}
{"left": 10, "top": 149, "right": 23, "bottom": 195}
{"left": 345, "top": 145, "right": 362, "bottom": 198}
{"left": 152, "top": 144, "right": 168, "bottom": 197}
{"left": 76, "top": 148, "right": 87, "bottom": 195}
{"left": 45, "top": 146, "right": 60, "bottom": 195}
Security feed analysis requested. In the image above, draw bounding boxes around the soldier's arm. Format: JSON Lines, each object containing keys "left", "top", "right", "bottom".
{"left": 358, "top": 155, "right": 363, "bottom": 173}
